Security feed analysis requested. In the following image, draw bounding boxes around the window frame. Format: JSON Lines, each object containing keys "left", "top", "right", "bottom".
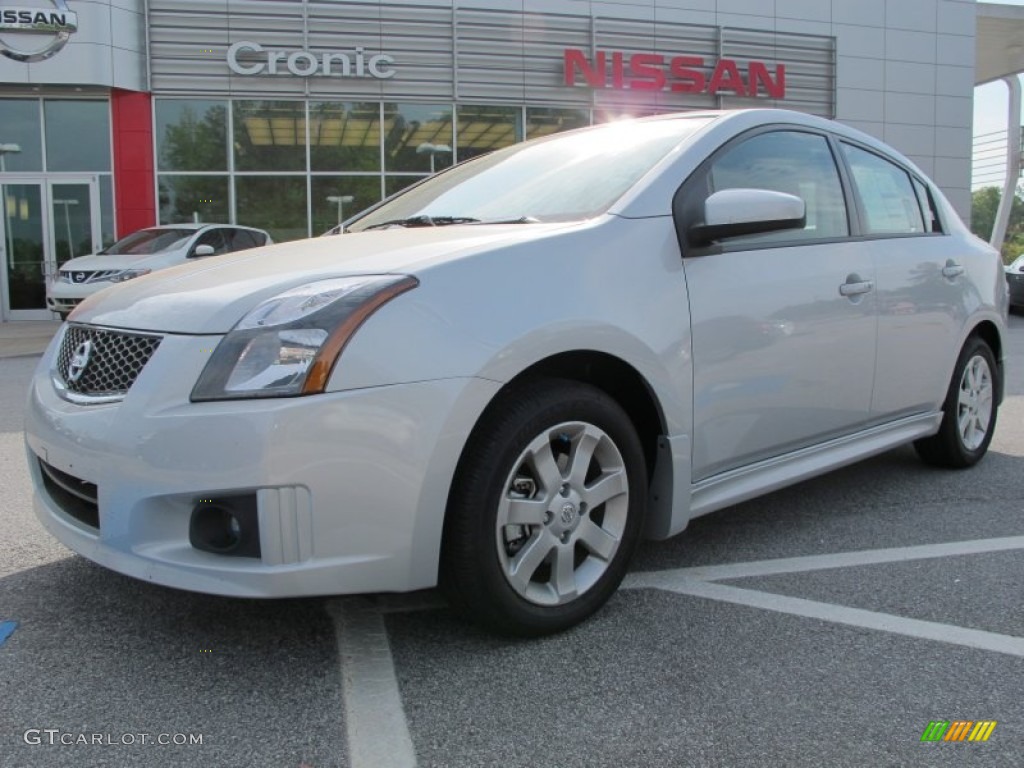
{"left": 673, "top": 124, "right": 856, "bottom": 258}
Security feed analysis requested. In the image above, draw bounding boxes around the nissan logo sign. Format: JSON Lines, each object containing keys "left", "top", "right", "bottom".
{"left": 227, "top": 41, "right": 395, "bottom": 79}
{"left": 0, "top": 1, "right": 78, "bottom": 63}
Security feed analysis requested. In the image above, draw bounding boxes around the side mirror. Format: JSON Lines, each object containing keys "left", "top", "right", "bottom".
{"left": 688, "top": 189, "right": 806, "bottom": 247}
{"left": 192, "top": 244, "right": 216, "bottom": 257}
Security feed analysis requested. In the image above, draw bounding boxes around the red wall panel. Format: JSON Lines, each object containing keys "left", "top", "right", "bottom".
{"left": 111, "top": 89, "right": 155, "bottom": 238}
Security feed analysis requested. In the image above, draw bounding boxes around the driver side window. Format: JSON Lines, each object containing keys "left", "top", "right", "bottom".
{"left": 193, "top": 229, "right": 228, "bottom": 256}
{"left": 696, "top": 131, "right": 849, "bottom": 246}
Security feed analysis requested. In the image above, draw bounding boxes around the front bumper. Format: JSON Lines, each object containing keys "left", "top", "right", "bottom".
{"left": 1007, "top": 272, "right": 1024, "bottom": 307}
{"left": 25, "top": 328, "right": 500, "bottom": 597}
{"left": 46, "top": 280, "right": 106, "bottom": 314}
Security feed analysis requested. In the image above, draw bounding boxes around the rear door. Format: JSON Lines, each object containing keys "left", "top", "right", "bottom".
{"left": 837, "top": 143, "right": 966, "bottom": 419}
{"left": 678, "top": 129, "right": 877, "bottom": 481}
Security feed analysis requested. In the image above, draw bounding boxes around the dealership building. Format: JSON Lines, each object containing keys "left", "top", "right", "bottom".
{"left": 0, "top": 0, "right": 1021, "bottom": 320}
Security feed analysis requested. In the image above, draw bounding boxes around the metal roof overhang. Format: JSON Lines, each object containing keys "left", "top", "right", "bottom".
{"left": 976, "top": 2, "right": 1024, "bottom": 85}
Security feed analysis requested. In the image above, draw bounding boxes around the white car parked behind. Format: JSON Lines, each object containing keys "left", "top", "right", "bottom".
{"left": 46, "top": 223, "right": 272, "bottom": 319}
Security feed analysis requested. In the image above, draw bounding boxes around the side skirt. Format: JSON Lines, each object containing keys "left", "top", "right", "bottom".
{"left": 686, "top": 411, "right": 943, "bottom": 521}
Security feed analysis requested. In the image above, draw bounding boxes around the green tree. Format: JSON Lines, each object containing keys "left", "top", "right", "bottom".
{"left": 971, "top": 185, "right": 1024, "bottom": 263}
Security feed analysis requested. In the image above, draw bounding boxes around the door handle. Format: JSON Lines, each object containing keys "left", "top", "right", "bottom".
{"left": 942, "top": 262, "right": 964, "bottom": 279}
{"left": 839, "top": 280, "right": 874, "bottom": 297}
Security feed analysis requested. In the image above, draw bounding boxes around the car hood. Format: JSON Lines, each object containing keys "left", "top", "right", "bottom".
{"left": 60, "top": 251, "right": 183, "bottom": 271}
{"left": 71, "top": 224, "right": 572, "bottom": 334}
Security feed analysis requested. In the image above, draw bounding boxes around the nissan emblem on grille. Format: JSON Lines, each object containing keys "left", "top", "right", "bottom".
{"left": 66, "top": 340, "right": 92, "bottom": 383}
{"left": 73, "top": 272, "right": 86, "bottom": 283}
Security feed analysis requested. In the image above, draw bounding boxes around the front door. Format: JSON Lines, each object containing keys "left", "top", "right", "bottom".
{"left": 1, "top": 177, "right": 100, "bottom": 320}
{"left": 678, "top": 129, "right": 877, "bottom": 482}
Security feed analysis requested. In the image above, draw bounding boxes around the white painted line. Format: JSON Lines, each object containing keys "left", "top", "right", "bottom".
{"left": 636, "top": 578, "right": 1024, "bottom": 658}
{"left": 327, "top": 598, "right": 417, "bottom": 768}
{"left": 624, "top": 535, "right": 1024, "bottom": 585}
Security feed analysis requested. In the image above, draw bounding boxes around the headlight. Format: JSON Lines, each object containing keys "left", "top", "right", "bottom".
{"left": 109, "top": 268, "right": 151, "bottom": 283}
{"left": 191, "top": 275, "right": 418, "bottom": 401}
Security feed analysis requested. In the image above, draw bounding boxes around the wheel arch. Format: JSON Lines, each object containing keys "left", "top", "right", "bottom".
{"left": 437, "top": 350, "right": 680, "bottom": 582}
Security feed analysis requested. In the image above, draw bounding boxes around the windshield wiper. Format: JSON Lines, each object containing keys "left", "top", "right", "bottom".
{"left": 363, "top": 215, "right": 480, "bottom": 230}
{"left": 362, "top": 215, "right": 539, "bottom": 231}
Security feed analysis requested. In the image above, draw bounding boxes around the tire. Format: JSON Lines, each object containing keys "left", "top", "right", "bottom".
{"left": 914, "top": 336, "right": 999, "bottom": 468}
{"left": 440, "top": 378, "right": 647, "bottom": 636}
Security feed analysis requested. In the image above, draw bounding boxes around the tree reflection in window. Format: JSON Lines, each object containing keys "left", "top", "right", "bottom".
{"left": 155, "top": 100, "right": 228, "bottom": 172}
{"left": 384, "top": 103, "right": 455, "bottom": 174}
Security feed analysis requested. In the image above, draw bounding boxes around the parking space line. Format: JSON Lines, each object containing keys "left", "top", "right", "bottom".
{"left": 327, "top": 599, "right": 417, "bottom": 768}
{"left": 634, "top": 579, "right": 1024, "bottom": 658}
{"left": 625, "top": 535, "right": 1024, "bottom": 584}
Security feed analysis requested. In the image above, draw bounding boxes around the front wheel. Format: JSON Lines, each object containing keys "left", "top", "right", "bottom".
{"left": 441, "top": 379, "right": 647, "bottom": 636}
{"left": 914, "top": 336, "right": 999, "bottom": 468}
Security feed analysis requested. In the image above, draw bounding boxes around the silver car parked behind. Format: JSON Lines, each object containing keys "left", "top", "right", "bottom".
{"left": 26, "top": 110, "right": 1007, "bottom": 636}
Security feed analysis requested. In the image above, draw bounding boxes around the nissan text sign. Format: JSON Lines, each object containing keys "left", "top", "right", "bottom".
{"left": 564, "top": 48, "right": 786, "bottom": 98}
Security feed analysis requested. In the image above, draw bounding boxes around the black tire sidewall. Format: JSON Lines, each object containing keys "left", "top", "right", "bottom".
{"left": 442, "top": 379, "right": 647, "bottom": 636}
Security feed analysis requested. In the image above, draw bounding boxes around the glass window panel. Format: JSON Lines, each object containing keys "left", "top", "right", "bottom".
{"left": 3, "top": 183, "right": 46, "bottom": 309}
{"left": 385, "top": 175, "right": 427, "bottom": 199}
{"left": 841, "top": 143, "right": 925, "bottom": 235}
{"left": 233, "top": 101, "right": 307, "bottom": 172}
{"left": 99, "top": 175, "right": 115, "bottom": 248}
{"left": 44, "top": 100, "right": 111, "bottom": 172}
{"left": 51, "top": 183, "right": 95, "bottom": 265}
{"left": 526, "top": 107, "right": 590, "bottom": 140}
{"left": 235, "top": 176, "right": 307, "bottom": 242}
{"left": 384, "top": 103, "right": 454, "bottom": 173}
{"left": 158, "top": 175, "right": 230, "bottom": 225}
{"left": 309, "top": 102, "right": 381, "bottom": 173}
{"left": 312, "top": 176, "right": 383, "bottom": 234}
{"left": 912, "top": 177, "right": 941, "bottom": 233}
{"left": 705, "top": 131, "right": 849, "bottom": 243}
{"left": 156, "top": 99, "right": 228, "bottom": 172}
{"left": 456, "top": 105, "right": 522, "bottom": 162}
{"left": 0, "top": 99, "right": 42, "bottom": 172}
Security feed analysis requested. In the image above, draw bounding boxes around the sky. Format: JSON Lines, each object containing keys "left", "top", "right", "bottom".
{"left": 972, "top": 0, "right": 1024, "bottom": 189}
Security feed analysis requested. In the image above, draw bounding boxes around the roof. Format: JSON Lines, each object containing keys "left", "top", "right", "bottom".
{"left": 976, "top": 3, "right": 1024, "bottom": 84}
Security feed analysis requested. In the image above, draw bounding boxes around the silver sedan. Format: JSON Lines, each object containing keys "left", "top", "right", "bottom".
{"left": 25, "top": 109, "right": 1007, "bottom": 635}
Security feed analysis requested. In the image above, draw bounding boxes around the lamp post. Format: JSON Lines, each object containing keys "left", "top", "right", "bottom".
{"left": 416, "top": 142, "right": 452, "bottom": 174}
{"left": 0, "top": 142, "right": 21, "bottom": 174}
{"left": 326, "top": 194, "right": 354, "bottom": 225}
{"left": 53, "top": 198, "right": 79, "bottom": 260}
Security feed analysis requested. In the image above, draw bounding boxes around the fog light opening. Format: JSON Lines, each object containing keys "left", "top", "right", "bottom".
{"left": 189, "top": 496, "right": 261, "bottom": 558}
{"left": 191, "top": 504, "right": 241, "bottom": 553}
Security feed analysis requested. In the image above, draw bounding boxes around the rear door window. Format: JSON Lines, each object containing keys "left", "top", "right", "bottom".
{"left": 840, "top": 144, "right": 926, "bottom": 235}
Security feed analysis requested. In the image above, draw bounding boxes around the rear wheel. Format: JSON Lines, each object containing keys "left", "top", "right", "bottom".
{"left": 914, "top": 336, "right": 998, "bottom": 468}
{"left": 441, "top": 379, "right": 647, "bottom": 636}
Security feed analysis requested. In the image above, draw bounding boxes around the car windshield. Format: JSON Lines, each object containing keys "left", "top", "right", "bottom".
{"left": 101, "top": 228, "right": 195, "bottom": 255}
{"left": 347, "top": 117, "right": 710, "bottom": 232}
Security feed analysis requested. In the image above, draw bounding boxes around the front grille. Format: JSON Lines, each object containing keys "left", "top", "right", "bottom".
{"left": 56, "top": 324, "right": 162, "bottom": 399}
{"left": 38, "top": 459, "right": 99, "bottom": 530}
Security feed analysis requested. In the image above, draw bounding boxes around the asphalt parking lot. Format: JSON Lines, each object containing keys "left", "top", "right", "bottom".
{"left": 1, "top": 314, "right": 1023, "bottom": 768}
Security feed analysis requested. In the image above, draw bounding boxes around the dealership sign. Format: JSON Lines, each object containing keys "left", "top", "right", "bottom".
{"left": 0, "top": 1, "right": 78, "bottom": 62}
{"left": 564, "top": 48, "right": 786, "bottom": 98}
{"left": 227, "top": 41, "right": 395, "bottom": 79}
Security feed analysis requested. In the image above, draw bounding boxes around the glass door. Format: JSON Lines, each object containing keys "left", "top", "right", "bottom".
{"left": 48, "top": 180, "right": 101, "bottom": 273}
{"left": 1, "top": 181, "right": 51, "bottom": 320}
{"left": 0, "top": 177, "right": 100, "bottom": 321}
